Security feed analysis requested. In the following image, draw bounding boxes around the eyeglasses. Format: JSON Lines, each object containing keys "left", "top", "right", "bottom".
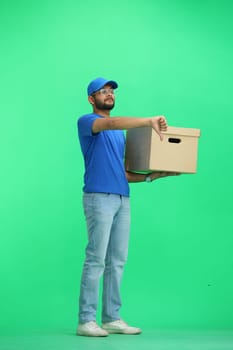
{"left": 94, "top": 88, "right": 115, "bottom": 95}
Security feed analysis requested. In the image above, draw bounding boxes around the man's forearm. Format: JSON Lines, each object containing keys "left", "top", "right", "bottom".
{"left": 92, "top": 115, "right": 167, "bottom": 140}
{"left": 93, "top": 117, "right": 152, "bottom": 133}
{"left": 126, "top": 171, "right": 180, "bottom": 183}
{"left": 126, "top": 171, "right": 147, "bottom": 183}
{"left": 105, "top": 117, "right": 152, "bottom": 130}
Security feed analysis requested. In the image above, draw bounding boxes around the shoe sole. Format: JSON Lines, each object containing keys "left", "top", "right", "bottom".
{"left": 102, "top": 329, "right": 141, "bottom": 335}
{"left": 77, "top": 331, "right": 108, "bottom": 337}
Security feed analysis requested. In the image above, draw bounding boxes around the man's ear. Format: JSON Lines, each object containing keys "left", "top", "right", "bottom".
{"left": 88, "top": 95, "right": 94, "bottom": 105}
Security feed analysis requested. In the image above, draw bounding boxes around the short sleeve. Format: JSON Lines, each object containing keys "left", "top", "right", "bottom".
{"left": 78, "top": 114, "right": 99, "bottom": 137}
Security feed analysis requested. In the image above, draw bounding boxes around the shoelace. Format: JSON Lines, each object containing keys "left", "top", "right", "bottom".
{"left": 88, "top": 321, "right": 100, "bottom": 329}
{"left": 115, "top": 320, "right": 128, "bottom": 326}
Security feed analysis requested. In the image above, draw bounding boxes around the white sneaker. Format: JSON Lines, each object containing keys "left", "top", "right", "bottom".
{"left": 102, "top": 319, "right": 141, "bottom": 335}
{"left": 77, "top": 321, "right": 108, "bottom": 337}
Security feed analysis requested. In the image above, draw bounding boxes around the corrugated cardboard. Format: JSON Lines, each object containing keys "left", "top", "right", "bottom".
{"left": 125, "top": 126, "right": 201, "bottom": 173}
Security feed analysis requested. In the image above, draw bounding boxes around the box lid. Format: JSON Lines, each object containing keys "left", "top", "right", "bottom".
{"left": 162, "top": 126, "right": 201, "bottom": 137}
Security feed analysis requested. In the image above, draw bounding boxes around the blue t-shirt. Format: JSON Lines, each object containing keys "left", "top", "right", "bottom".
{"left": 77, "top": 113, "right": 130, "bottom": 197}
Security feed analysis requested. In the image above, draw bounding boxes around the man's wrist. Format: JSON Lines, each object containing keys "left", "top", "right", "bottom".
{"left": 145, "top": 175, "right": 152, "bottom": 183}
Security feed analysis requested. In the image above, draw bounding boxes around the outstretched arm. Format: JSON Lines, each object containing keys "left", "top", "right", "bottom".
{"left": 92, "top": 116, "right": 167, "bottom": 141}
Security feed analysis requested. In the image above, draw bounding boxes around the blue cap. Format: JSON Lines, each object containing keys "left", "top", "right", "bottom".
{"left": 87, "top": 77, "right": 118, "bottom": 96}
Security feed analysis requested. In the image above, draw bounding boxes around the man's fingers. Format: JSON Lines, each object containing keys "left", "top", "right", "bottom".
{"left": 159, "top": 172, "right": 181, "bottom": 177}
{"left": 159, "top": 117, "right": 167, "bottom": 129}
{"left": 152, "top": 116, "right": 168, "bottom": 140}
{"left": 158, "top": 117, "right": 167, "bottom": 137}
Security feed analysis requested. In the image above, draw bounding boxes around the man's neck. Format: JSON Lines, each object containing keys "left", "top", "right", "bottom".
{"left": 93, "top": 107, "right": 110, "bottom": 118}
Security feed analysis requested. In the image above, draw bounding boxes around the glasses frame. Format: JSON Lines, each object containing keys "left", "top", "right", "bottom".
{"left": 93, "top": 88, "right": 115, "bottom": 96}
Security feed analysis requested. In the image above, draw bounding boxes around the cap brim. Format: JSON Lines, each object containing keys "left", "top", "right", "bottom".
{"left": 105, "top": 80, "right": 118, "bottom": 89}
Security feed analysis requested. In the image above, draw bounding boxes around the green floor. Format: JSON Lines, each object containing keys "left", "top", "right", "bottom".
{"left": 1, "top": 329, "right": 233, "bottom": 350}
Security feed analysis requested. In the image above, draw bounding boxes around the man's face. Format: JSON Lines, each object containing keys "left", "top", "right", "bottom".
{"left": 91, "top": 84, "right": 115, "bottom": 110}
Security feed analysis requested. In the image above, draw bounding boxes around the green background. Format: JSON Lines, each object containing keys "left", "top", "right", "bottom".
{"left": 1, "top": 0, "right": 233, "bottom": 336}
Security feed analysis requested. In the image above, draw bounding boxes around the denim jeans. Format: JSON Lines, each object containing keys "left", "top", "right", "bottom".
{"left": 79, "top": 192, "right": 130, "bottom": 324}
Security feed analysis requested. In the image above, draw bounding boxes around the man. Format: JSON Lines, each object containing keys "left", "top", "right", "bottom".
{"left": 77, "top": 77, "right": 177, "bottom": 337}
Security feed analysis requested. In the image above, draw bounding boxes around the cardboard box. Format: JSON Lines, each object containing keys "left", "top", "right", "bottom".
{"left": 125, "top": 126, "right": 201, "bottom": 173}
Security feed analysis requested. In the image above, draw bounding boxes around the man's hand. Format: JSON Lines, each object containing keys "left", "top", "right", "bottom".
{"left": 150, "top": 171, "right": 180, "bottom": 181}
{"left": 150, "top": 116, "right": 167, "bottom": 141}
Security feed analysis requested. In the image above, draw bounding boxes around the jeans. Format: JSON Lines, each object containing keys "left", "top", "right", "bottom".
{"left": 79, "top": 192, "right": 130, "bottom": 324}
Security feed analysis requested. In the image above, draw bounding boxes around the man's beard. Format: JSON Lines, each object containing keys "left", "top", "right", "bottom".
{"left": 94, "top": 98, "right": 115, "bottom": 110}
